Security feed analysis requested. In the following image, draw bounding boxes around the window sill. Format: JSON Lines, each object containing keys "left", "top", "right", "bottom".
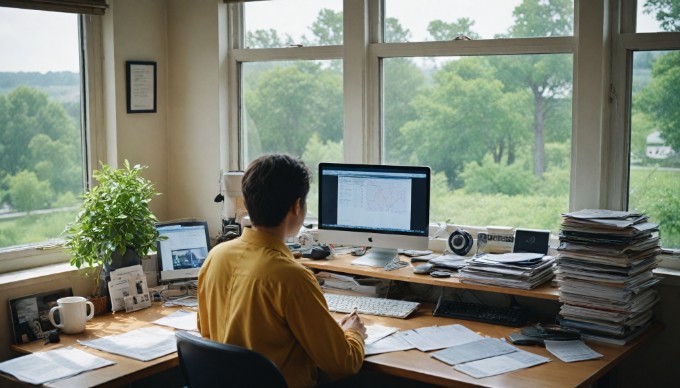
{"left": 0, "top": 262, "right": 79, "bottom": 293}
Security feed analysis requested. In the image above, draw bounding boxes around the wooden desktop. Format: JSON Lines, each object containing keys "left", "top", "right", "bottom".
{"left": 3, "top": 253, "right": 661, "bottom": 387}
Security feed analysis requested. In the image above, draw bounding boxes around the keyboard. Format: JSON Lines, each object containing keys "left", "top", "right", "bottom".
{"left": 324, "top": 293, "right": 420, "bottom": 319}
{"left": 433, "top": 300, "right": 526, "bottom": 327}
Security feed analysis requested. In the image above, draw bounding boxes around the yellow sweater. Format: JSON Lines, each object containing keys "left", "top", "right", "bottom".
{"left": 197, "top": 228, "right": 365, "bottom": 387}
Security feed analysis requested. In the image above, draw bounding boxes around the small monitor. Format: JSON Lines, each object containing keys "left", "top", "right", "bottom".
{"left": 318, "top": 162, "right": 431, "bottom": 266}
{"left": 156, "top": 221, "right": 211, "bottom": 283}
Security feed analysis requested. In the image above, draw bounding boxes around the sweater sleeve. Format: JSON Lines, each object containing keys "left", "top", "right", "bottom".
{"left": 283, "top": 268, "right": 365, "bottom": 380}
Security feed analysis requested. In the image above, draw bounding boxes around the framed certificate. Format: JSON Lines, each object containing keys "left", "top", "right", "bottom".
{"left": 126, "top": 60, "right": 157, "bottom": 113}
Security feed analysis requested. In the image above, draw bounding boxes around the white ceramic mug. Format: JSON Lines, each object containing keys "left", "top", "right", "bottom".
{"left": 48, "top": 296, "right": 95, "bottom": 334}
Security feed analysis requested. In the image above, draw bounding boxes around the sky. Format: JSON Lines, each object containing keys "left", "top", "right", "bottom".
{"left": 0, "top": 1, "right": 662, "bottom": 73}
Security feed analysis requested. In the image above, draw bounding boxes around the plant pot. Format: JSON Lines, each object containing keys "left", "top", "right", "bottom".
{"left": 88, "top": 295, "right": 109, "bottom": 316}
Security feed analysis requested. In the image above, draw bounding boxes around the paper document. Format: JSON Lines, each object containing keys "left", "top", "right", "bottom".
{"left": 401, "top": 324, "right": 482, "bottom": 352}
{"left": 107, "top": 265, "right": 151, "bottom": 312}
{"left": 0, "top": 346, "right": 114, "bottom": 385}
{"left": 544, "top": 340, "right": 603, "bottom": 362}
{"left": 365, "top": 324, "right": 399, "bottom": 345}
{"left": 79, "top": 327, "right": 177, "bottom": 362}
{"left": 431, "top": 338, "right": 518, "bottom": 366}
{"left": 454, "top": 349, "right": 550, "bottom": 379}
{"left": 163, "top": 296, "right": 199, "bottom": 307}
{"left": 153, "top": 309, "right": 198, "bottom": 331}
{"left": 365, "top": 331, "right": 414, "bottom": 356}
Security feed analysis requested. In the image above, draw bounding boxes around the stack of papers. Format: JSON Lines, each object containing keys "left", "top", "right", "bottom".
{"left": 555, "top": 209, "right": 661, "bottom": 345}
{"left": 458, "top": 252, "right": 555, "bottom": 289}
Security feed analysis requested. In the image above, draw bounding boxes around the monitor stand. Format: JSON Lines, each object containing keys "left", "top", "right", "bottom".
{"left": 351, "top": 247, "right": 399, "bottom": 268}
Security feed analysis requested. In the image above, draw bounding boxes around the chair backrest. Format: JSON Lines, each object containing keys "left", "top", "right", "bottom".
{"left": 175, "top": 331, "right": 288, "bottom": 388}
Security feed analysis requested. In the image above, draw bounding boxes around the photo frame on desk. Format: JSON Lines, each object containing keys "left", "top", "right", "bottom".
{"left": 126, "top": 60, "right": 157, "bottom": 113}
{"left": 8, "top": 287, "right": 74, "bottom": 344}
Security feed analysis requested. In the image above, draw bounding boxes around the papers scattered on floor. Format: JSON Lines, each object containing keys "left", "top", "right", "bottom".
{"left": 544, "top": 340, "right": 603, "bottom": 363}
{"left": 0, "top": 346, "right": 114, "bottom": 385}
{"left": 79, "top": 327, "right": 177, "bottom": 362}
{"left": 153, "top": 309, "right": 198, "bottom": 331}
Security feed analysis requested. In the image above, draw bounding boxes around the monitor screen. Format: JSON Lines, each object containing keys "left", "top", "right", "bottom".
{"left": 156, "top": 221, "right": 211, "bottom": 283}
{"left": 318, "top": 163, "right": 431, "bottom": 266}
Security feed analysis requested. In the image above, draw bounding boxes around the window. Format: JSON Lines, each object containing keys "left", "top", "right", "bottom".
{"left": 235, "top": 0, "right": 344, "bottom": 216}
{"left": 229, "top": 1, "right": 676, "bottom": 257}
{"left": 619, "top": 0, "right": 680, "bottom": 251}
{"left": 0, "top": 8, "right": 86, "bottom": 267}
{"left": 380, "top": 1, "right": 573, "bottom": 232}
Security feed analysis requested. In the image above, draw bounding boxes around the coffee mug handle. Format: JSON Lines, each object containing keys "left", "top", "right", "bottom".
{"left": 48, "top": 306, "right": 64, "bottom": 329}
{"left": 85, "top": 301, "right": 95, "bottom": 320}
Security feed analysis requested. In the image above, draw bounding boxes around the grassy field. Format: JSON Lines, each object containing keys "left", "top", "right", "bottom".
{"left": 2, "top": 167, "right": 678, "bottom": 250}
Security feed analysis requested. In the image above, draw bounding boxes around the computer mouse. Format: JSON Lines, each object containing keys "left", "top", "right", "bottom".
{"left": 413, "top": 263, "right": 434, "bottom": 274}
{"left": 303, "top": 246, "right": 331, "bottom": 260}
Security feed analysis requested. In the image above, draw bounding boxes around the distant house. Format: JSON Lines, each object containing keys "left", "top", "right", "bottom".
{"left": 646, "top": 131, "right": 675, "bottom": 159}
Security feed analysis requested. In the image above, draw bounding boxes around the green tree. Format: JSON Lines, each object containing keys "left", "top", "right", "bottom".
{"left": 245, "top": 62, "right": 342, "bottom": 158}
{"left": 304, "top": 9, "right": 343, "bottom": 45}
{"left": 6, "top": 170, "right": 53, "bottom": 213}
{"left": 636, "top": 51, "right": 680, "bottom": 154}
{"left": 385, "top": 17, "right": 411, "bottom": 42}
{"left": 400, "top": 57, "right": 524, "bottom": 188}
{"left": 643, "top": 0, "right": 680, "bottom": 31}
{"left": 427, "top": 18, "right": 481, "bottom": 40}
{"left": 245, "top": 29, "right": 293, "bottom": 48}
{"left": 493, "top": 0, "right": 574, "bottom": 178}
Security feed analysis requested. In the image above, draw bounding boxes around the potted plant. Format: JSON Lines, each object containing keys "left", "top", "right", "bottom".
{"left": 63, "top": 160, "right": 162, "bottom": 312}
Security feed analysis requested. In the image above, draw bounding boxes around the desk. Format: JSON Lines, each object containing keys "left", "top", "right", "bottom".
{"left": 7, "top": 304, "right": 181, "bottom": 388}
{"left": 5, "top": 302, "right": 661, "bottom": 388}
{"left": 300, "top": 253, "right": 559, "bottom": 301}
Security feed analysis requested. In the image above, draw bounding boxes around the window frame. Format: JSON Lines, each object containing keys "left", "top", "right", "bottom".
{"left": 610, "top": 0, "right": 680, "bottom": 269}
{"left": 0, "top": 13, "right": 102, "bottom": 273}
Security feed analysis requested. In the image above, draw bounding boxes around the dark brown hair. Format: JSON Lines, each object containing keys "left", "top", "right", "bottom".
{"left": 242, "top": 154, "right": 311, "bottom": 228}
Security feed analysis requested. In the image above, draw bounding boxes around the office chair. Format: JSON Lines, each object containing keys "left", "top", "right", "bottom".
{"left": 175, "top": 331, "right": 288, "bottom": 388}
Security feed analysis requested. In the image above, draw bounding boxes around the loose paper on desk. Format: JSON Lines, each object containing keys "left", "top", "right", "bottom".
{"left": 365, "top": 331, "right": 415, "bottom": 356}
{"left": 454, "top": 349, "right": 550, "bottom": 379}
{"left": 107, "top": 264, "right": 151, "bottom": 312}
{"left": 544, "top": 340, "right": 603, "bottom": 362}
{"left": 0, "top": 346, "right": 114, "bottom": 385}
{"left": 401, "top": 324, "right": 482, "bottom": 352}
{"left": 153, "top": 309, "right": 198, "bottom": 331}
{"left": 78, "top": 327, "right": 176, "bottom": 362}
{"left": 365, "top": 324, "right": 399, "bottom": 345}
{"left": 431, "top": 338, "right": 518, "bottom": 366}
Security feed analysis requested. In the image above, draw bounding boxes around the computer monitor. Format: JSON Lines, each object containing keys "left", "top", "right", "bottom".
{"left": 318, "top": 162, "right": 431, "bottom": 266}
{"left": 156, "top": 221, "right": 211, "bottom": 283}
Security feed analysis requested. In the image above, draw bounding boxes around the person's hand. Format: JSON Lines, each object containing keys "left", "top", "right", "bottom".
{"left": 340, "top": 308, "right": 366, "bottom": 339}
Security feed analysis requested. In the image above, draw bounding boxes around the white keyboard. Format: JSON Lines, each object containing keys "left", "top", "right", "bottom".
{"left": 324, "top": 293, "right": 420, "bottom": 319}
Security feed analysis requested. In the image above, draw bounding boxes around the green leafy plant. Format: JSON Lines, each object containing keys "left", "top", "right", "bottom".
{"left": 63, "top": 160, "right": 162, "bottom": 295}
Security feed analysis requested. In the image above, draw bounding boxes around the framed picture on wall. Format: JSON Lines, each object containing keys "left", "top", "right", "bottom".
{"left": 8, "top": 288, "right": 73, "bottom": 344}
{"left": 126, "top": 60, "right": 157, "bottom": 113}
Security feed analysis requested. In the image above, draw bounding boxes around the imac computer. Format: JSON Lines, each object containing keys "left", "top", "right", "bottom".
{"left": 156, "top": 221, "right": 211, "bottom": 283}
{"left": 318, "top": 162, "right": 431, "bottom": 266}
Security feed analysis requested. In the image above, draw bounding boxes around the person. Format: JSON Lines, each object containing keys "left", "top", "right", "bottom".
{"left": 198, "top": 153, "right": 366, "bottom": 387}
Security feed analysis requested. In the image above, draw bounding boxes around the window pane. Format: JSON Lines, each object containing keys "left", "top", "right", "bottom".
{"left": 241, "top": 60, "right": 343, "bottom": 216}
{"left": 383, "top": 54, "right": 573, "bottom": 232}
{"left": 629, "top": 50, "right": 680, "bottom": 249}
{"left": 245, "top": 0, "right": 343, "bottom": 48}
{"left": 0, "top": 8, "right": 84, "bottom": 250}
{"left": 637, "top": 0, "right": 680, "bottom": 33}
{"left": 384, "top": 0, "right": 573, "bottom": 42}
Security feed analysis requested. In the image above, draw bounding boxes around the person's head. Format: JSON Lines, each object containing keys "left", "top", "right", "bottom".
{"left": 242, "top": 153, "right": 311, "bottom": 228}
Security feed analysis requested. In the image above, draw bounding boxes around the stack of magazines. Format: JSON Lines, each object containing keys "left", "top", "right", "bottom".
{"left": 555, "top": 209, "right": 661, "bottom": 345}
{"left": 458, "top": 252, "right": 555, "bottom": 289}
